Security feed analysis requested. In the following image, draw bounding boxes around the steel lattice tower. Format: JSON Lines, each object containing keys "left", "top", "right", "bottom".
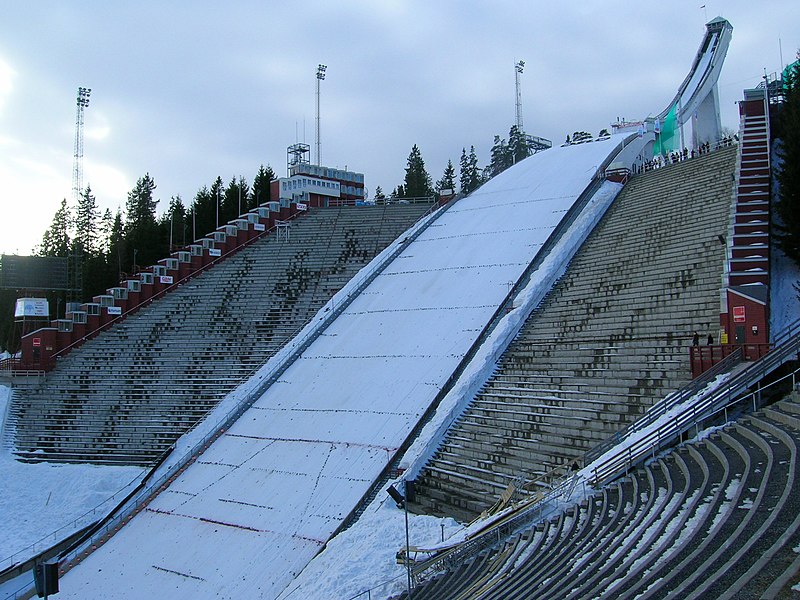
{"left": 315, "top": 65, "right": 326, "bottom": 166}
{"left": 514, "top": 60, "right": 524, "bottom": 131}
{"left": 72, "top": 87, "right": 91, "bottom": 204}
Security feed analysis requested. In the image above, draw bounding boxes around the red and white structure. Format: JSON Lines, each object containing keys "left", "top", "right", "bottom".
{"left": 273, "top": 142, "right": 366, "bottom": 208}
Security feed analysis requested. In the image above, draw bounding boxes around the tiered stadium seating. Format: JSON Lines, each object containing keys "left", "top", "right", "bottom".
{"left": 8, "top": 204, "right": 431, "bottom": 466}
{"left": 413, "top": 147, "right": 737, "bottom": 520}
{"left": 408, "top": 391, "right": 800, "bottom": 599}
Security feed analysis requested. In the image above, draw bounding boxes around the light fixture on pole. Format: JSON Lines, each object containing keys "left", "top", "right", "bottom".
{"left": 316, "top": 64, "right": 327, "bottom": 166}
{"left": 387, "top": 483, "right": 413, "bottom": 599}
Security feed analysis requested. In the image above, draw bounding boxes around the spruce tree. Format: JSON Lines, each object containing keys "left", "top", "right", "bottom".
{"left": 459, "top": 148, "right": 469, "bottom": 194}
{"left": 100, "top": 209, "right": 114, "bottom": 256}
{"left": 74, "top": 185, "right": 100, "bottom": 256}
{"left": 403, "top": 144, "right": 433, "bottom": 199}
{"left": 489, "top": 135, "right": 511, "bottom": 178}
{"left": 252, "top": 164, "right": 275, "bottom": 208}
{"left": 572, "top": 131, "right": 593, "bottom": 143}
{"left": 222, "top": 176, "right": 250, "bottom": 223}
{"left": 163, "top": 195, "right": 187, "bottom": 250}
{"left": 460, "top": 146, "right": 483, "bottom": 195}
{"left": 435, "top": 160, "right": 457, "bottom": 194}
{"left": 124, "top": 173, "right": 161, "bottom": 270}
{"left": 509, "top": 125, "right": 529, "bottom": 165}
{"left": 39, "top": 199, "right": 72, "bottom": 257}
{"left": 776, "top": 59, "right": 800, "bottom": 265}
{"left": 108, "top": 210, "right": 125, "bottom": 279}
{"left": 209, "top": 176, "right": 224, "bottom": 229}
{"left": 189, "top": 185, "right": 214, "bottom": 242}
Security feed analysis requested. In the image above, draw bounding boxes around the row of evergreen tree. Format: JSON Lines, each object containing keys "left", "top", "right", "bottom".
{"left": 383, "top": 125, "right": 614, "bottom": 202}
{"left": 378, "top": 125, "right": 532, "bottom": 201}
{"left": 34, "top": 165, "right": 275, "bottom": 314}
{"left": 775, "top": 56, "right": 800, "bottom": 271}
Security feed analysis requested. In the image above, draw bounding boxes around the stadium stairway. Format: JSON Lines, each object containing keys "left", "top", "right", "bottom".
{"left": 412, "top": 146, "right": 738, "bottom": 521}
{"left": 7, "top": 204, "right": 431, "bottom": 466}
{"left": 406, "top": 390, "right": 800, "bottom": 599}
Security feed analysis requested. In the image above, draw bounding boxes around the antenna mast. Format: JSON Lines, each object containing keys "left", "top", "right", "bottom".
{"left": 72, "top": 87, "right": 91, "bottom": 203}
{"left": 514, "top": 61, "right": 525, "bottom": 131}
{"left": 315, "top": 64, "right": 326, "bottom": 166}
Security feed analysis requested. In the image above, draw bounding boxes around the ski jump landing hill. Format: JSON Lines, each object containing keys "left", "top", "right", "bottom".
{"left": 38, "top": 17, "right": 731, "bottom": 600}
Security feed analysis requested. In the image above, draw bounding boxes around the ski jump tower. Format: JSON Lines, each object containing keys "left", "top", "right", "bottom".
{"left": 654, "top": 17, "right": 733, "bottom": 153}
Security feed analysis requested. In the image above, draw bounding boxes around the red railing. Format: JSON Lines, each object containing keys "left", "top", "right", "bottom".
{"left": 22, "top": 207, "right": 307, "bottom": 371}
{"left": 690, "top": 343, "right": 771, "bottom": 378}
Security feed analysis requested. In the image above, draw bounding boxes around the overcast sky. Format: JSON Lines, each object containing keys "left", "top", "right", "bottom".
{"left": 1, "top": 1, "right": 797, "bottom": 256}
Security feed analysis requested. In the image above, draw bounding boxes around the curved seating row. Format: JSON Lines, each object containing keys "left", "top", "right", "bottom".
{"left": 408, "top": 392, "right": 800, "bottom": 599}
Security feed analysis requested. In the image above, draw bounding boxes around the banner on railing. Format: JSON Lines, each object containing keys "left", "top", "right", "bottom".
{"left": 107, "top": 306, "right": 122, "bottom": 316}
{"left": 208, "top": 249, "right": 222, "bottom": 257}
{"left": 296, "top": 203, "right": 308, "bottom": 211}
{"left": 159, "top": 275, "right": 173, "bottom": 285}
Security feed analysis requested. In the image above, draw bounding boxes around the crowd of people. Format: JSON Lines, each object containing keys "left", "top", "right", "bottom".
{"left": 633, "top": 135, "right": 738, "bottom": 174}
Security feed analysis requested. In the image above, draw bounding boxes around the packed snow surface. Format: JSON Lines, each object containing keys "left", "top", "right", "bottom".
{"left": 0, "top": 385, "right": 145, "bottom": 572}
{"left": 54, "top": 139, "right": 621, "bottom": 599}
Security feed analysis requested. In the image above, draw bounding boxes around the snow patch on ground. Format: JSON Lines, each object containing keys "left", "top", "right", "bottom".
{"left": 277, "top": 490, "right": 460, "bottom": 600}
{"left": 771, "top": 245, "right": 800, "bottom": 337}
{"left": 0, "top": 385, "right": 145, "bottom": 572}
{"left": 771, "top": 139, "right": 800, "bottom": 337}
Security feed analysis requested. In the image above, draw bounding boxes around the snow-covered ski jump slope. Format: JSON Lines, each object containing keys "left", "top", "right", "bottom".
{"left": 50, "top": 18, "right": 734, "bottom": 600}
{"left": 57, "top": 139, "right": 622, "bottom": 599}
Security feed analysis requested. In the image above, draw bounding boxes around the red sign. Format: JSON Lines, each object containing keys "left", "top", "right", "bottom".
{"left": 32, "top": 338, "right": 41, "bottom": 347}
{"left": 733, "top": 306, "right": 746, "bottom": 323}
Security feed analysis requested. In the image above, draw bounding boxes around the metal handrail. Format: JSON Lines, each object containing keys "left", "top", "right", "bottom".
{"left": 46, "top": 210, "right": 308, "bottom": 365}
{"left": 583, "top": 318, "right": 800, "bottom": 465}
{"left": 408, "top": 324, "right": 800, "bottom": 586}
{"left": 590, "top": 361, "right": 800, "bottom": 487}
{"left": 586, "top": 346, "right": 744, "bottom": 462}
{"left": 589, "top": 324, "right": 800, "bottom": 486}
{"left": 409, "top": 476, "right": 575, "bottom": 584}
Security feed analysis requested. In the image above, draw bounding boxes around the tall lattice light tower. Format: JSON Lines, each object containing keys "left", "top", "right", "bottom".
{"left": 514, "top": 60, "right": 525, "bottom": 132}
{"left": 72, "top": 87, "right": 91, "bottom": 204}
{"left": 315, "top": 64, "right": 326, "bottom": 166}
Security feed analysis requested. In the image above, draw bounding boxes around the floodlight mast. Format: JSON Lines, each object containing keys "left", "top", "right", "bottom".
{"left": 72, "top": 87, "right": 91, "bottom": 204}
{"left": 514, "top": 60, "right": 524, "bottom": 132}
{"left": 315, "top": 64, "right": 327, "bottom": 166}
